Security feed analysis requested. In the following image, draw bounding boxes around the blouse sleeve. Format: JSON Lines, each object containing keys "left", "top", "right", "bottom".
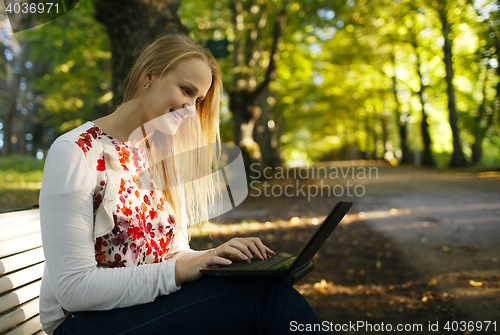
{"left": 166, "top": 197, "right": 212, "bottom": 260}
{"left": 39, "top": 140, "right": 180, "bottom": 312}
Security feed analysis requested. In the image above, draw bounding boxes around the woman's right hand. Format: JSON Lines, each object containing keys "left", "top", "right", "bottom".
{"left": 174, "top": 237, "right": 275, "bottom": 285}
{"left": 174, "top": 249, "right": 231, "bottom": 286}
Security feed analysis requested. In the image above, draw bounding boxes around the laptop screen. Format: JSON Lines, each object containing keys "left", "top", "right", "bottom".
{"left": 290, "top": 201, "right": 353, "bottom": 270}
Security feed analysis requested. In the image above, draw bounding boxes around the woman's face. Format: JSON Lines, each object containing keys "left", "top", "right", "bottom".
{"left": 140, "top": 57, "right": 212, "bottom": 134}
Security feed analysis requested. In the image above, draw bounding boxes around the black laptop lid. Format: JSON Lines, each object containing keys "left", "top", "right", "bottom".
{"left": 289, "top": 201, "right": 352, "bottom": 271}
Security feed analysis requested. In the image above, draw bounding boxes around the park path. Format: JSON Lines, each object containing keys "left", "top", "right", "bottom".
{"left": 219, "top": 163, "right": 500, "bottom": 324}
{"left": 351, "top": 166, "right": 500, "bottom": 323}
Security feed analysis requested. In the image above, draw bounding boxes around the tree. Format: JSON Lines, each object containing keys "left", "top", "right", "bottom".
{"left": 408, "top": 8, "right": 435, "bottom": 167}
{"left": 431, "top": 0, "right": 468, "bottom": 167}
{"left": 92, "top": 0, "right": 187, "bottom": 109}
{"left": 16, "top": 0, "right": 111, "bottom": 144}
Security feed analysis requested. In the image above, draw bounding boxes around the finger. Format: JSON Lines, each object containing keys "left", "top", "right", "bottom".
{"left": 226, "top": 239, "right": 253, "bottom": 259}
{"left": 212, "top": 256, "right": 232, "bottom": 265}
{"left": 211, "top": 250, "right": 232, "bottom": 265}
{"left": 219, "top": 244, "right": 251, "bottom": 261}
{"left": 266, "top": 247, "right": 276, "bottom": 255}
{"left": 247, "top": 237, "right": 270, "bottom": 260}
{"left": 242, "top": 239, "right": 266, "bottom": 260}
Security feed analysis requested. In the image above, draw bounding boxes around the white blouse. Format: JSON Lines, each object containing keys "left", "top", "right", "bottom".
{"left": 39, "top": 122, "right": 208, "bottom": 334}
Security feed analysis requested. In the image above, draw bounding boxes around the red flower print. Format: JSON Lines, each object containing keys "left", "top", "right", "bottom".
{"left": 96, "top": 157, "right": 106, "bottom": 171}
{"left": 159, "top": 237, "right": 170, "bottom": 250}
{"left": 109, "top": 253, "right": 127, "bottom": 268}
{"left": 88, "top": 127, "right": 99, "bottom": 139}
{"left": 146, "top": 222, "right": 155, "bottom": 238}
{"left": 128, "top": 226, "right": 143, "bottom": 240}
{"left": 145, "top": 242, "right": 152, "bottom": 255}
{"left": 118, "top": 147, "right": 131, "bottom": 165}
{"left": 167, "top": 214, "right": 176, "bottom": 225}
{"left": 119, "top": 179, "right": 126, "bottom": 194}
{"left": 132, "top": 150, "right": 141, "bottom": 169}
{"left": 94, "top": 194, "right": 103, "bottom": 211}
{"left": 111, "top": 226, "right": 129, "bottom": 246}
{"left": 121, "top": 206, "right": 133, "bottom": 216}
{"left": 95, "top": 238, "right": 108, "bottom": 263}
{"left": 149, "top": 209, "right": 157, "bottom": 220}
{"left": 157, "top": 223, "right": 164, "bottom": 234}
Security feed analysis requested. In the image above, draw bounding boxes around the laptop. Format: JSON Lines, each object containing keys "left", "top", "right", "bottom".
{"left": 200, "top": 201, "right": 353, "bottom": 285}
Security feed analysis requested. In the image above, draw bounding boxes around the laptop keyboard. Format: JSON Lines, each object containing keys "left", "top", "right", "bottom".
{"left": 228, "top": 256, "right": 290, "bottom": 269}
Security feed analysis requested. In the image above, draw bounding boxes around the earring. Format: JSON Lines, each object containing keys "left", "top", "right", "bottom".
{"left": 144, "top": 82, "right": 150, "bottom": 89}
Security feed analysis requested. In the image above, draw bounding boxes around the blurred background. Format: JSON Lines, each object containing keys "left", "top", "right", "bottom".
{"left": 1, "top": 0, "right": 499, "bottom": 211}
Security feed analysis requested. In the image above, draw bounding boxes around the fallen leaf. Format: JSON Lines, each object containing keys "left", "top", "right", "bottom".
{"left": 427, "top": 278, "right": 437, "bottom": 286}
{"left": 441, "top": 245, "right": 450, "bottom": 252}
{"left": 376, "top": 260, "right": 382, "bottom": 269}
{"left": 469, "top": 280, "right": 483, "bottom": 287}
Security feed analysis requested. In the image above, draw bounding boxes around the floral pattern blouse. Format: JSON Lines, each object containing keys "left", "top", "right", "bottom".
{"left": 74, "top": 124, "right": 176, "bottom": 267}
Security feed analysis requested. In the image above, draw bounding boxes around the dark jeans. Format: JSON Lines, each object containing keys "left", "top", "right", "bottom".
{"left": 54, "top": 275, "right": 328, "bottom": 335}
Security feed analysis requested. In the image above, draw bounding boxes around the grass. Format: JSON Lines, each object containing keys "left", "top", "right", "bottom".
{"left": 0, "top": 155, "right": 44, "bottom": 212}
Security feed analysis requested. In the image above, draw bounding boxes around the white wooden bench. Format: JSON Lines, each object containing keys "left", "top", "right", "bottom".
{"left": 0, "top": 209, "right": 47, "bottom": 335}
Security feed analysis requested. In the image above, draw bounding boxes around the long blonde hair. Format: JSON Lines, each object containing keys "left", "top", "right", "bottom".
{"left": 122, "top": 34, "right": 223, "bottom": 235}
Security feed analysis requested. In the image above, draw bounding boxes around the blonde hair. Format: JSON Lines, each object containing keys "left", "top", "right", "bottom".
{"left": 122, "top": 34, "right": 223, "bottom": 235}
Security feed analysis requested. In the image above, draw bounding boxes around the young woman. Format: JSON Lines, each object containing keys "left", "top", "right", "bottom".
{"left": 39, "top": 34, "right": 327, "bottom": 334}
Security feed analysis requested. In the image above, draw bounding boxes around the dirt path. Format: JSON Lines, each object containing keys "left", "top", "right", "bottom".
{"left": 354, "top": 166, "right": 500, "bottom": 323}
{"left": 192, "top": 164, "right": 499, "bottom": 334}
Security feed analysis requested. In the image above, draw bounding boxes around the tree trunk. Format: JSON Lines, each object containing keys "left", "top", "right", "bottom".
{"left": 229, "top": 90, "right": 263, "bottom": 173}
{"left": 471, "top": 67, "right": 494, "bottom": 165}
{"left": 254, "top": 90, "right": 281, "bottom": 169}
{"left": 412, "top": 40, "right": 435, "bottom": 167}
{"left": 371, "top": 110, "right": 379, "bottom": 160}
{"left": 438, "top": 6, "right": 467, "bottom": 167}
{"left": 364, "top": 112, "right": 372, "bottom": 159}
{"left": 381, "top": 111, "right": 389, "bottom": 156}
{"left": 228, "top": 0, "right": 288, "bottom": 172}
{"left": 391, "top": 65, "right": 411, "bottom": 164}
{"left": 93, "top": 0, "right": 187, "bottom": 110}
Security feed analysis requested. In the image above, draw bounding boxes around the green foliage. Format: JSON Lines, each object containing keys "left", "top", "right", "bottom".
{"left": 3, "top": 0, "right": 499, "bottom": 167}
{"left": 15, "top": 1, "right": 111, "bottom": 137}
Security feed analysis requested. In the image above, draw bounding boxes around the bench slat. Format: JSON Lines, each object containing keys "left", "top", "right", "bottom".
{"left": 0, "top": 221, "right": 41, "bottom": 243}
{"left": 0, "top": 248, "right": 45, "bottom": 276}
{"left": 0, "top": 211, "right": 40, "bottom": 228}
{"left": 0, "top": 234, "right": 42, "bottom": 259}
{"left": 0, "top": 298, "right": 39, "bottom": 333}
{"left": 3, "top": 315, "right": 46, "bottom": 335}
{"left": 0, "top": 281, "right": 41, "bottom": 315}
{"left": 0, "top": 264, "right": 44, "bottom": 296}
{"left": 0, "top": 209, "right": 47, "bottom": 335}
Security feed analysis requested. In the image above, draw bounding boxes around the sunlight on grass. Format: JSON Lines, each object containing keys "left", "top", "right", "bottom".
{"left": 0, "top": 155, "right": 43, "bottom": 212}
{"left": 189, "top": 214, "right": 355, "bottom": 237}
{"left": 0, "top": 171, "right": 43, "bottom": 190}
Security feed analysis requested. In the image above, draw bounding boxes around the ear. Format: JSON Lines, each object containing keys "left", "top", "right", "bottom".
{"left": 142, "top": 73, "right": 152, "bottom": 86}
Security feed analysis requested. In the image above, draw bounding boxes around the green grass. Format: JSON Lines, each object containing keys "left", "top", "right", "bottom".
{"left": 0, "top": 155, "right": 44, "bottom": 212}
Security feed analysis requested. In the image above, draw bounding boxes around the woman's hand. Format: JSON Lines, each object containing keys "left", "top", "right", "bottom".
{"left": 174, "top": 237, "right": 276, "bottom": 286}
{"left": 213, "top": 237, "right": 276, "bottom": 262}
